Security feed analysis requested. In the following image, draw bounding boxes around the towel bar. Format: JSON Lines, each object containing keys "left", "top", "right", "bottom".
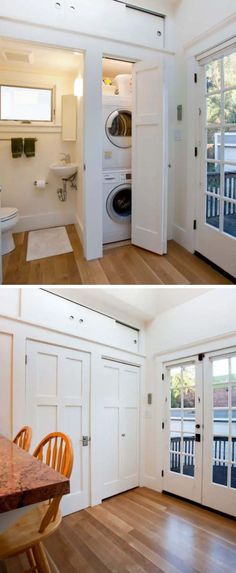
{"left": 0, "top": 138, "right": 38, "bottom": 142}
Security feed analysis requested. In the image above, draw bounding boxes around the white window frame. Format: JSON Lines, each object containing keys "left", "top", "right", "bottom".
{"left": 0, "top": 82, "right": 56, "bottom": 127}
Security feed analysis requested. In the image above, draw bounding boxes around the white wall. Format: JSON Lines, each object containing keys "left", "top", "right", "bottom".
{"left": 74, "top": 59, "right": 84, "bottom": 244}
{"left": 144, "top": 288, "right": 236, "bottom": 490}
{"left": 0, "top": 68, "right": 78, "bottom": 232}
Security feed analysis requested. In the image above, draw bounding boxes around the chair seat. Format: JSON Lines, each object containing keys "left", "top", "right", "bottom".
{"left": 0, "top": 503, "right": 62, "bottom": 560}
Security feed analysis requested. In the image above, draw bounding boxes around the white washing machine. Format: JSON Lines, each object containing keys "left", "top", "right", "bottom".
{"left": 103, "top": 95, "right": 132, "bottom": 170}
{"left": 103, "top": 170, "right": 132, "bottom": 245}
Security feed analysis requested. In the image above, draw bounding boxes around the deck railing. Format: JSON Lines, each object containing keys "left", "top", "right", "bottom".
{"left": 207, "top": 172, "right": 236, "bottom": 218}
{"left": 170, "top": 436, "right": 236, "bottom": 472}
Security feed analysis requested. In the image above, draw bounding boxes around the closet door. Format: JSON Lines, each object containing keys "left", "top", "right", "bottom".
{"left": 25, "top": 339, "right": 90, "bottom": 515}
{"left": 102, "top": 359, "right": 140, "bottom": 499}
{"left": 132, "top": 58, "right": 167, "bottom": 255}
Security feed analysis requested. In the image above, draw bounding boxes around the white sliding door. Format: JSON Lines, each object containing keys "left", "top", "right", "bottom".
{"left": 132, "top": 59, "right": 167, "bottom": 255}
{"left": 102, "top": 359, "right": 140, "bottom": 499}
{"left": 26, "top": 339, "right": 90, "bottom": 515}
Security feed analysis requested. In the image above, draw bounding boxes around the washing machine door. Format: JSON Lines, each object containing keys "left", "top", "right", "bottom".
{"left": 107, "top": 184, "right": 132, "bottom": 223}
{"left": 105, "top": 109, "right": 132, "bottom": 149}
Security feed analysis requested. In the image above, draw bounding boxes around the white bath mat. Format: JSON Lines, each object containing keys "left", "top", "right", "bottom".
{"left": 26, "top": 226, "right": 73, "bottom": 262}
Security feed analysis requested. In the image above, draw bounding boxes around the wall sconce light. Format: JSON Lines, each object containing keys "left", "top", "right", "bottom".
{"left": 74, "top": 77, "right": 83, "bottom": 98}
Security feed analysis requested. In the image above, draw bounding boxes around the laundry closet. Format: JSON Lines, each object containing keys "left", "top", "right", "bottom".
{"left": 102, "top": 57, "right": 133, "bottom": 245}
{"left": 0, "top": 288, "right": 146, "bottom": 514}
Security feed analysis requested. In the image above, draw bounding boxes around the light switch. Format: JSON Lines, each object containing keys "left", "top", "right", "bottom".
{"left": 175, "top": 130, "right": 182, "bottom": 141}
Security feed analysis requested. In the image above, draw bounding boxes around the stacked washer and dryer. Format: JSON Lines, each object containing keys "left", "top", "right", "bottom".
{"left": 103, "top": 74, "right": 132, "bottom": 245}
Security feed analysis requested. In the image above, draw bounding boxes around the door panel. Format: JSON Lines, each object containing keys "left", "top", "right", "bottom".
{"left": 26, "top": 340, "right": 90, "bottom": 515}
{"left": 196, "top": 51, "right": 236, "bottom": 278}
{"left": 163, "top": 358, "right": 203, "bottom": 503}
{"left": 132, "top": 59, "right": 167, "bottom": 255}
{"left": 202, "top": 349, "right": 236, "bottom": 516}
{"left": 102, "top": 359, "right": 140, "bottom": 499}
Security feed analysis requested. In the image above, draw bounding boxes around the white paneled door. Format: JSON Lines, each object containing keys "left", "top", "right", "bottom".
{"left": 102, "top": 359, "right": 140, "bottom": 499}
{"left": 132, "top": 59, "right": 167, "bottom": 255}
{"left": 163, "top": 350, "right": 236, "bottom": 517}
{"left": 25, "top": 340, "right": 90, "bottom": 515}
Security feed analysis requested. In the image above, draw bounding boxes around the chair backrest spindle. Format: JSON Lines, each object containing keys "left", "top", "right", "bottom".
{"left": 13, "top": 426, "right": 32, "bottom": 452}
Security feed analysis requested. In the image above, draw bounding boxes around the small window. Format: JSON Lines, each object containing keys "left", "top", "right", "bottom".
{"left": 0, "top": 85, "right": 53, "bottom": 122}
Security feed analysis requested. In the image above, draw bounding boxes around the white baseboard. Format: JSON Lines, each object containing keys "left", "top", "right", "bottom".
{"left": 172, "top": 224, "right": 192, "bottom": 252}
{"left": 74, "top": 214, "right": 84, "bottom": 247}
{"left": 14, "top": 212, "right": 75, "bottom": 233}
{"left": 143, "top": 475, "right": 162, "bottom": 492}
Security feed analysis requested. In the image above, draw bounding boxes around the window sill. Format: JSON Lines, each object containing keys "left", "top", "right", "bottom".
{"left": 0, "top": 124, "right": 62, "bottom": 134}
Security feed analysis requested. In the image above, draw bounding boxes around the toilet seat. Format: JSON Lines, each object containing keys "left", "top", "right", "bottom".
{"left": 0, "top": 207, "right": 18, "bottom": 223}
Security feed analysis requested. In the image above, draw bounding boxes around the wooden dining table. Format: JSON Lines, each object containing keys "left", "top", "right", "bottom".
{"left": 0, "top": 434, "right": 70, "bottom": 571}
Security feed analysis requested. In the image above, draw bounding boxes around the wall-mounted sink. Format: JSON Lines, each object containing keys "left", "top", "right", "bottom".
{"left": 50, "top": 162, "right": 78, "bottom": 179}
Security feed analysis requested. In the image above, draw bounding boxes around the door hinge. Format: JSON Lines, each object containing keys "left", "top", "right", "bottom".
{"left": 25, "top": 355, "right": 27, "bottom": 365}
{"left": 162, "top": 373, "right": 164, "bottom": 381}
{"left": 194, "top": 73, "right": 198, "bottom": 83}
{"left": 193, "top": 219, "right": 197, "bottom": 230}
{"left": 161, "top": 470, "right": 164, "bottom": 477}
{"left": 198, "top": 353, "right": 205, "bottom": 361}
{"left": 162, "top": 422, "right": 164, "bottom": 430}
{"left": 194, "top": 147, "right": 198, "bottom": 157}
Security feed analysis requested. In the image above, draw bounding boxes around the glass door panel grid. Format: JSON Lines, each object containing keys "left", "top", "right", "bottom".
{"left": 211, "top": 354, "right": 236, "bottom": 489}
{"left": 169, "top": 364, "right": 196, "bottom": 478}
{"left": 205, "top": 51, "right": 236, "bottom": 238}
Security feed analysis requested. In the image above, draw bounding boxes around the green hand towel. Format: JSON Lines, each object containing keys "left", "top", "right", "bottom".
{"left": 11, "top": 138, "right": 23, "bottom": 158}
{"left": 24, "top": 138, "right": 35, "bottom": 158}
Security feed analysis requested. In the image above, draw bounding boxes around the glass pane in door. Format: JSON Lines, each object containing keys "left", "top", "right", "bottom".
{"left": 169, "top": 364, "right": 196, "bottom": 478}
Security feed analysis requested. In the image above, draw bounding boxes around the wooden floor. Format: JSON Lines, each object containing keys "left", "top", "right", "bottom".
{"left": 5, "top": 488, "right": 236, "bottom": 573}
{"left": 3, "top": 225, "right": 232, "bottom": 285}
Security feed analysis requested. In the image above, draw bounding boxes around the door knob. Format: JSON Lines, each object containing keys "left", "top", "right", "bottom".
{"left": 195, "top": 424, "right": 200, "bottom": 429}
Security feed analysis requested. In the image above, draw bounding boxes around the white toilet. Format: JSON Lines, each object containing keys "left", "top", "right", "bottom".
{"left": 0, "top": 207, "right": 19, "bottom": 255}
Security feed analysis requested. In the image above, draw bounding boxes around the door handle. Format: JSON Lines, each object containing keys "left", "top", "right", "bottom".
{"left": 195, "top": 424, "right": 200, "bottom": 429}
{"left": 81, "top": 436, "right": 91, "bottom": 447}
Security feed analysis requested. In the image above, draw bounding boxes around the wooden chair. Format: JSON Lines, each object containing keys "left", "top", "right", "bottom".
{"left": 0, "top": 432, "right": 73, "bottom": 573}
{"left": 13, "top": 426, "right": 32, "bottom": 452}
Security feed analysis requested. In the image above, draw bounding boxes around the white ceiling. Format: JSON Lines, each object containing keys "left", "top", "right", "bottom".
{"left": 48, "top": 287, "right": 212, "bottom": 326}
{"left": 0, "top": 38, "right": 83, "bottom": 74}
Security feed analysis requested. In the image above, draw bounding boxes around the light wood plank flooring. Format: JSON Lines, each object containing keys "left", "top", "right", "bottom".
{"left": 3, "top": 225, "right": 232, "bottom": 285}
{"left": 5, "top": 488, "right": 236, "bottom": 573}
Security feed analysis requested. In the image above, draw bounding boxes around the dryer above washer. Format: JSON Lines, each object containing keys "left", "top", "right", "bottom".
{"left": 103, "top": 96, "right": 132, "bottom": 170}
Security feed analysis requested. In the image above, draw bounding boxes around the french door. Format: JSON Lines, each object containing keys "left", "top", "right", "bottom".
{"left": 163, "top": 349, "right": 236, "bottom": 516}
{"left": 25, "top": 340, "right": 90, "bottom": 516}
{"left": 195, "top": 49, "right": 236, "bottom": 278}
{"left": 102, "top": 359, "right": 140, "bottom": 499}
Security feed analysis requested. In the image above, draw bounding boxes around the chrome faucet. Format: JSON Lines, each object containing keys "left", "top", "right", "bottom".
{"left": 60, "top": 153, "right": 71, "bottom": 164}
